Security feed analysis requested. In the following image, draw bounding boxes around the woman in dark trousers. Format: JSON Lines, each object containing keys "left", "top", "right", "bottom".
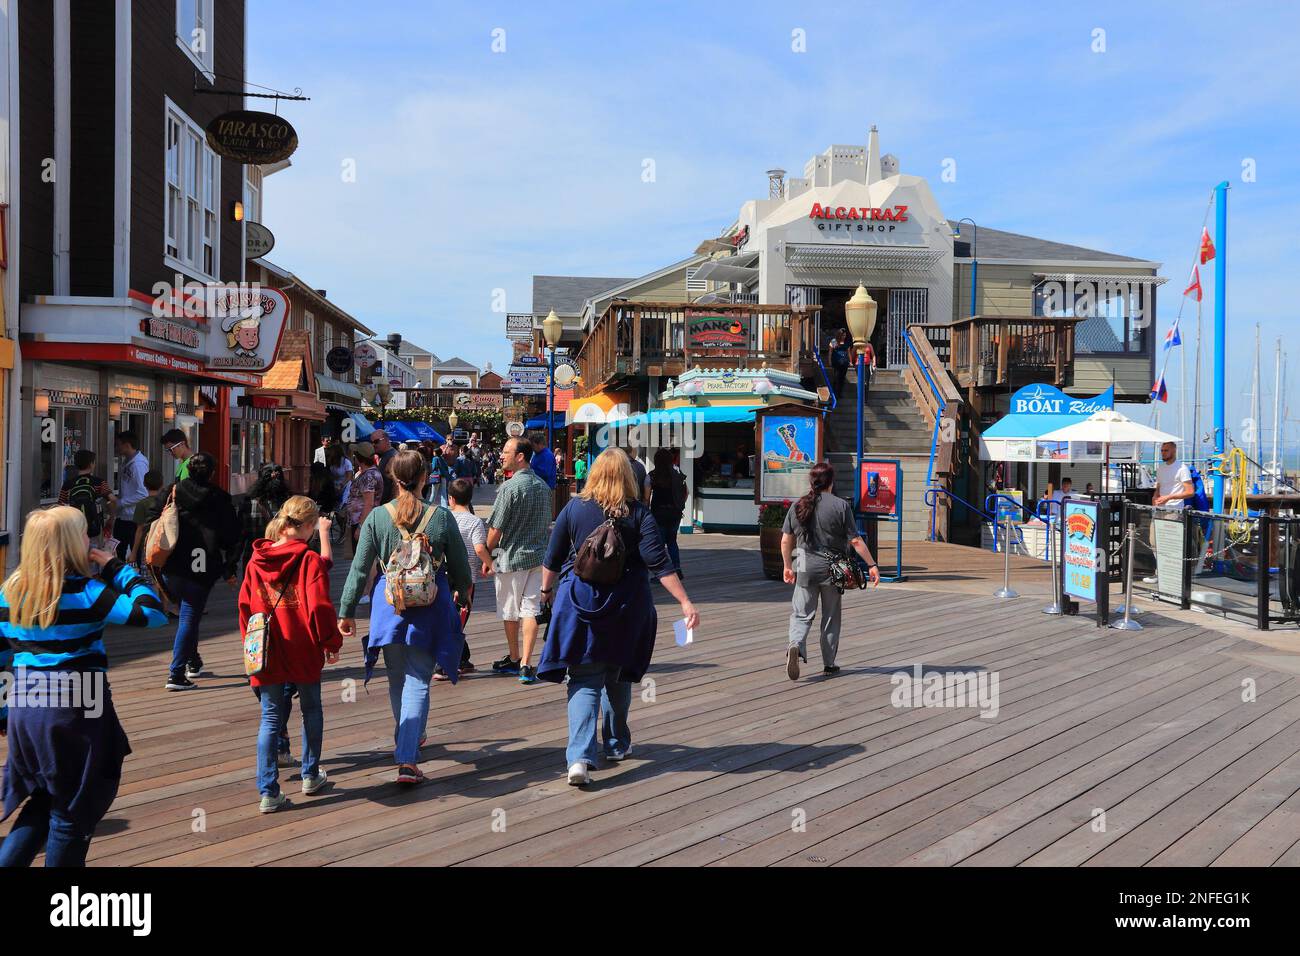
{"left": 537, "top": 448, "right": 699, "bottom": 787}
{"left": 644, "top": 448, "right": 685, "bottom": 576}
{"left": 162, "top": 453, "right": 239, "bottom": 691}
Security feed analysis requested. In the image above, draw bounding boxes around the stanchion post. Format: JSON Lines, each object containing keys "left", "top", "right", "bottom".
{"left": 994, "top": 513, "right": 1019, "bottom": 599}
{"left": 1112, "top": 523, "right": 1143, "bottom": 631}
{"left": 1043, "top": 508, "right": 1062, "bottom": 615}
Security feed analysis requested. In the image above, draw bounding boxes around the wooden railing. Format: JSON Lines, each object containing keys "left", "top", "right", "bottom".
{"left": 575, "top": 300, "right": 822, "bottom": 389}
{"left": 904, "top": 326, "right": 963, "bottom": 541}
{"left": 948, "top": 315, "right": 1080, "bottom": 389}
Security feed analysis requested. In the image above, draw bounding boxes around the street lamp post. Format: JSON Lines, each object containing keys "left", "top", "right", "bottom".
{"left": 542, "top": 309, "right": 563, "bottom": 449}
{"left": 844, "top": 284, "right": 879, "bottom": 509}
{"left": 952, "top": 218, "right": 978, "bottom": 318}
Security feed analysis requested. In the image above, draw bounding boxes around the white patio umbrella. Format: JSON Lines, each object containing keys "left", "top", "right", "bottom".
{"left": 1038, "top": 409, "right": 1182, "bottom": 487}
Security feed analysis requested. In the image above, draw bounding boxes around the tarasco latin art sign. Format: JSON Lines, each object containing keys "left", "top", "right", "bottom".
{"left": 205, "top": 110, "right": 299, "bottom": 164}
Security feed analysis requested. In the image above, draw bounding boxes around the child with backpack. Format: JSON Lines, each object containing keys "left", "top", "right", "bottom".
{"left": 238, "top": 496, "right": 343, "bottom": 813}
{"left": 58, "top": 450, "right": 117, "bottom": 546}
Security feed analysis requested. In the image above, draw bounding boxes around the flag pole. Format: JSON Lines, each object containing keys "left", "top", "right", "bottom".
{"left": 1212, "top": 180, "right": 1229, "bottom": 513}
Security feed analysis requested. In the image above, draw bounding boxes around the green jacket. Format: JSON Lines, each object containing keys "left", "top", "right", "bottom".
{"left": 340, "top": 501, "right": 472, "bottom": 617}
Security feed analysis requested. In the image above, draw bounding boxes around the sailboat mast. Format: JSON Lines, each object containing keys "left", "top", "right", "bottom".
{"left": 1251, "top": 323, "right": 1261, "bottom": 486}
{"left": 1271, "top": 337, "right": 1282, "bottom": 493}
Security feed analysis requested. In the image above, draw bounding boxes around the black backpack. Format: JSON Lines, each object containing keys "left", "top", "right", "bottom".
{"left": 574, "top": 513, "right": 627, "bottom": 585}
{"left": 650, "top": 469, "right": 688, "bottom": 520}
{"left": 67, "top": 475, "right": 103, "bottom": 537}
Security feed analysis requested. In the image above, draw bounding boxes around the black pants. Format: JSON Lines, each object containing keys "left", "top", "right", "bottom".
{"left": 832, "top": 363, "right": 848, "bottom": 397}
{"left": 112, "top": 519, "right": 136, "bottom": 561}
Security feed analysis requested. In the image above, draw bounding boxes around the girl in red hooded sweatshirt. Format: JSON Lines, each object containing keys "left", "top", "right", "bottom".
{"left": 239, "top": 495, "right": 343, "bottom": 813}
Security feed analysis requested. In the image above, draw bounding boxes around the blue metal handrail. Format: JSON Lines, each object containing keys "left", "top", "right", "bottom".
{"left": 924, "top": 486, "right": 994, "bottom": 542}
{"left": 812, "top": 343, "right": 837, "bottom": 414}
{"left": 903, "top": 328, "right": 945, "bottom": 488}
{"left": 984, "top": 493, "right": 1040, "bottom": 553}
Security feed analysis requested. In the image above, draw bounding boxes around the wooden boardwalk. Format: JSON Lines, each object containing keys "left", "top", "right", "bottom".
{"left": 5, "top": 534, "right": 1300, "bottom": 867}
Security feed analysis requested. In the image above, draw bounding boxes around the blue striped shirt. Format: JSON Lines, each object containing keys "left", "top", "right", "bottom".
{"left": 0, "top": 559, "right": 167, "bottom": 673}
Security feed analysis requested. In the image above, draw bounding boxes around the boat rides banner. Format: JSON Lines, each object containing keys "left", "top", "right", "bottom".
{"left": 980, "top": 384, "right": 1119, "bottom": 463}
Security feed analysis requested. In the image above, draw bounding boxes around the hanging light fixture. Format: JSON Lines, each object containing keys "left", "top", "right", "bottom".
{"left": 163, "top": 402, "right": 176, "bottom": 423}
{"left": 34, "top": 389, "right": 50, "bottom": 417}
{"left": 448, "top": 410, "right": 459, "bottom": 431}
{"left": 194, "top": 406, "right": 206, "bottom": 424}
{"left": 108, "top": 393, "right": 123, "bottom": 419}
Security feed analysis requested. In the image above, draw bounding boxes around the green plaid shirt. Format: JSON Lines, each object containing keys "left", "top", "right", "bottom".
{"left": 487, "top": 467, "right": 552, "bottom": 572}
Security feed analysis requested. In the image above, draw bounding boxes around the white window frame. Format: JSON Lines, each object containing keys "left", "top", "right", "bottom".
{"left": 164, "top": 97, "right": 221, "bottom": 283}
{"left": 176, "top": 0, "right": 215, "bottom": 79}
{"left": 244, "top": 165, "right": 263, "bottom": 224}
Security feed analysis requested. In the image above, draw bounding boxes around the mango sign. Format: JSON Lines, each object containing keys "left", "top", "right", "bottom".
{"left": 205, "top": 110, "right": 299, "bottom": 164}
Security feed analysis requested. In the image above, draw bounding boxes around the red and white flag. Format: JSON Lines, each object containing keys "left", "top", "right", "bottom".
{"left": 1183, "top": 263, "right": 1203, "bottom": 301}
{"left": 1199, "top": 227, "right": 1215, "bottom": 264}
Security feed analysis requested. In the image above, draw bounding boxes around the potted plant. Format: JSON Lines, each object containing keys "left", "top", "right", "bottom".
{"left": 758, "top": 500, "right": 791, "bottom": 580}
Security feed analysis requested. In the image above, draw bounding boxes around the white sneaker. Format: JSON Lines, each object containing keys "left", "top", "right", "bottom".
{"left": 1142, "top": 576, "right": 1157, "bottom": 584}
{"left": 567, "top": 762, "right": 591, "bottom": 787}
{"left": 358, "top": 594, "right": 371, "bottom": 606}
{"left": 301, "top": 768, "right": 328, "bottom": 795}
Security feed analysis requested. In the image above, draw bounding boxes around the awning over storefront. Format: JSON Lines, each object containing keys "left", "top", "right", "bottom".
{"left": 376, "top": 420, "right": 420, "bottom": 443}
{"left": 567, "top": 391, "right": 631, "bottom": 425}
{"left": 979, "top": 384, "right": 1119, "bottom": 462}
{"left": 619, "top": 404, "right": 762, "bottom": 428}
{"left": 691, "top": 260, "right": 759, "bottom": 285}
{"left": 373, "top": 420, "right": 445, "bottom": 445}
{"left": 525, "top": 411, "right": 567, "bottom": 430}
{"left": 348, "top": 412, "right": 375, "bottom": 438}
{"left": 784, "top": 244, "right": 945, "bottom": 276}
{"left": 316, "top": 374, "right": 363, "bottom": 403}
{"left": 407, "top": 421, "right": 445, "bottom": 444}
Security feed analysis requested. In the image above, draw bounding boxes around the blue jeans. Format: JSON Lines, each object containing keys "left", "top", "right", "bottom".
{"left": 166, "top": 575, "right": 214, "bottom": 679}
{"left": 254, "top": 683, "right": 322, "bottom": 796}
{"left": 382, "top": 643, "right": 435, "bottom": 765}
{"left": 654, "top": 513, "right": 681, "bottom": 574}
{"left": 566, "top": 663, "right": 632, "bottom": 768}
{"left": 0, "top": 791, "right": 92, "bottom": 867}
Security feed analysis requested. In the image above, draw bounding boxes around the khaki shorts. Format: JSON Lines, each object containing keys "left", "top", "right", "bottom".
{"left": 496, "top": 566, "right": 543, "bottom": 621}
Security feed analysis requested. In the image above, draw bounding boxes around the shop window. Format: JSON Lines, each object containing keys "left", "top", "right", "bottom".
{"left": 38, "top": 407, "right": 93, "bottom": 503}
{"left": 1033, "top": 279, "right": 1151, "bottom": 354}
{"left": 164, "top": 99, "right": 220, "bottom": 282}
{"left": 176, "top": 0, "right": 215, "bottom": 77}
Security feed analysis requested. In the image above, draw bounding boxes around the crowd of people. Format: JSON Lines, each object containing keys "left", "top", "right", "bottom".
{"left": 0, "top": 422, "right": 886, "bottom": 866}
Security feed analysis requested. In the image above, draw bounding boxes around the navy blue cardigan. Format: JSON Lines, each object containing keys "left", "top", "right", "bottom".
{"left": 537, "top": 498, "right": 673, "bottom": 684}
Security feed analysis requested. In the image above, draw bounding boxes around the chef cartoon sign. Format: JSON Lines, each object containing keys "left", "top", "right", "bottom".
{"left": 205, "top": 286, "right": 289, "bottom": 371}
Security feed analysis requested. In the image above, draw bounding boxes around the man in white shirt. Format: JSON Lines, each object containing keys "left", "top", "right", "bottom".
{"left": 1146, "top": 441, "right": 1195, "bottom": 581}
{"left": 313, "top": 435, "right": 333, "bottom": 466}
{"left": 113, "top": 430, "right": 149, "bottom": 561}
{"left": 1153, "top": 442, "right": 1194, "bottom": 509}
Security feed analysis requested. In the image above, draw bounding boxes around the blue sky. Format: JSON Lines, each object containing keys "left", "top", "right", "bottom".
{"left": 248, "top": 0, "right": 1300, "bottom": 459}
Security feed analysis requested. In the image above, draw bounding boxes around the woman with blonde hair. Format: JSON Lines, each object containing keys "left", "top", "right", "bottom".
{"left": 537, "top": 448, "right": 699, "bottom": 786}
{"left": 338, "top": 450, "right": 471, "bottom": 785}
{"left": 0, "top": 506, "right": 166, "bottom": 866}
{"left": 239, "top": 496, "right": 343, "bottom": 812}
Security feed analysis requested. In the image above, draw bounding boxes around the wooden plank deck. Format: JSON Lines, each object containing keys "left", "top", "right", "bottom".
{"left": 4, "top": 534, "right": 1299, "bottom": 867}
